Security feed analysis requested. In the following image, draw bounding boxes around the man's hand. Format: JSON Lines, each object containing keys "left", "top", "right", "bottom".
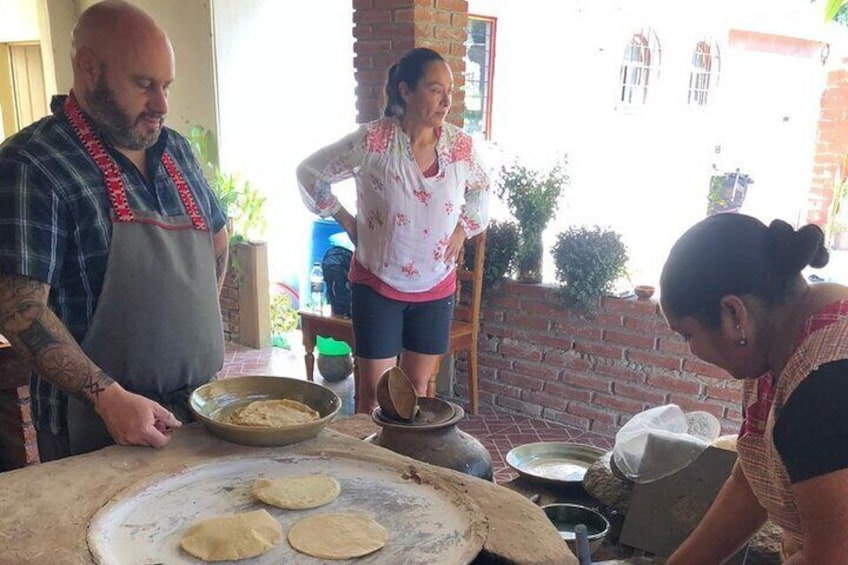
{"left": 94, "top": 383, "right": 182, "bottom": 448}
{"left": 444, "top": 223, "right": 467, "bottom": 264}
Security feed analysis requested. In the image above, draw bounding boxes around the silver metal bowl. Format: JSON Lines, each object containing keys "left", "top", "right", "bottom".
{"left": 506, "top": 442, "right": 605, "bottom": 485}
{"left": 541, "top": 503, "right": 610, "bottom": 554}
{"left": 189, "top": 375, "right": 341, "bottom": 446}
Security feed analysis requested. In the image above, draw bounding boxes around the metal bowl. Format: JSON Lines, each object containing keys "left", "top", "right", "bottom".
{"left": 541, "top": 503, "right": 610, "bottom": 554}
{"left": 189, "top": 376, "right": 342, "bottom": 446}
{"left": 506, "top": 442, "right": 605, "bottom": 485}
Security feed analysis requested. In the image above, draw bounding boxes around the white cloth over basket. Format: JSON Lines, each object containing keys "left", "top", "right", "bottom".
{"left": 613, "top": 404, "right": 711, "bottom": 484}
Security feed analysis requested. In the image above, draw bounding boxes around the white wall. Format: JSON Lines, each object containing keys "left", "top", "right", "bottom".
{"left": 469, "top": 0, "right": 836, "bottom": 286}
{"left": 212, "top": 0, "right": 356, "bottom": 299}
{"left": 0, "top": 0, "right": 40, "bottom": 41}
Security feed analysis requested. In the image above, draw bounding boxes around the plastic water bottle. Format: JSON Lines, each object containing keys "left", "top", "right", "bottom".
{"left": 309, "top": 262, "right": 325, "bottom": 313}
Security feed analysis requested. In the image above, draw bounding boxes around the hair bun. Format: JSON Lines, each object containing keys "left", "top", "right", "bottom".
{"left": 765, "top": 219, "right": 829, "bottom": 274}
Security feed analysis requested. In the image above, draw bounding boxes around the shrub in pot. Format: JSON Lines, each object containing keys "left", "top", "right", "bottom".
{"left": 496, "top": 158, "right": 569, "bottom": 283}
{"left": 552, "top": 226, "right": 628, "bottom": 315}
{"left": 464, "top": 220, "right": 520, "bottom": 297}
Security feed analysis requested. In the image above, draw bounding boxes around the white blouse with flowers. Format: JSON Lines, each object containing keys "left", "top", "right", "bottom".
{"left": 297, "top": 117, "right": 490, "bottom": 293}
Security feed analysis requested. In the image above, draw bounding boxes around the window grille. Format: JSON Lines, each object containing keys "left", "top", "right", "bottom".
{"left": 688, "top": 40, "right": 720, "bottom": 106}
{"left": 464, "top": 15, "right": 496, "bottom": 139}
{"left": 619, "top": 29, "right": 661, "bottom": 105}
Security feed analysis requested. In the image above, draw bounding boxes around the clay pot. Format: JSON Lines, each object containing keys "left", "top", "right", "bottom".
{"left": 634, "top": 285, "right": 655, "bottom": 300}
{"left": 316, "top": 353, "right": 353, "bottom": 383}
{"left": 367, "top": 397, "right": 493, "bottom": 481}
{"left": 375, "top": 366, "right": 417, "bottom": 421}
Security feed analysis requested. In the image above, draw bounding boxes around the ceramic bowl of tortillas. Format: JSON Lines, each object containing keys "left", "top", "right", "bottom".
{"left": 190, "top": 375, "right": 342, "bottom": 446}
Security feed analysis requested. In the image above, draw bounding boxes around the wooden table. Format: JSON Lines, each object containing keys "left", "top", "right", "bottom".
{"left": 299, "top": 309, "right": 359, "bottom": 405}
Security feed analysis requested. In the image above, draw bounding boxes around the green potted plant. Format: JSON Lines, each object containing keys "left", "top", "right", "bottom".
{"left": 551, "top": 226, "right": 628, "bottom": 315}
{"left": 190, "top": 125, "right": 271, "bottom": 348}
{"left": 464, "top": 219, "right": 520, "bottom": 297}
{"left": 189, "top": 125, "right": 267, "bottom": 243}
{"left": 270, "top": 291, "right": 298, "bottom": 349}
{"left": 496, "top": 158, "right": 569, "bottom": 283}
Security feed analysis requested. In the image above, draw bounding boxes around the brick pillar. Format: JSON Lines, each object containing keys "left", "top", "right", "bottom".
{"left": 352, "top": 0, "right": 468, "bottom": 126}
{"left": 0, "top": 349, "right": 39, "bottom": 470}
{"left": 808, "top": 58, "right": 848, "bottom": 231}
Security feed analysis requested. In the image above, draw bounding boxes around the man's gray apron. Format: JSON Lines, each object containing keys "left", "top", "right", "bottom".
{"left": 63, "top": 94, "right": 224, "bottom": 455}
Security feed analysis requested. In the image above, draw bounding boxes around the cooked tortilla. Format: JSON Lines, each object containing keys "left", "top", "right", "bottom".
{"left": 288, "top": 513, "right": 388, "bottom": 560}
{"left": 179, "top": 509, "right": 282, "bottom": 561}
{"left": 252, "top": 474, "right": 340, "bottom": 509}
{"left": 227, "top": 399, "right": 319, "bottom": 427}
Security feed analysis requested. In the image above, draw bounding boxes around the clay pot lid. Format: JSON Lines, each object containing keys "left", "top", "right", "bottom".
{"left": 376, "top": 366, "right": 418, "bottom": 421}
{"left": 372, "top": 397, "right": 463, "bottom": 430}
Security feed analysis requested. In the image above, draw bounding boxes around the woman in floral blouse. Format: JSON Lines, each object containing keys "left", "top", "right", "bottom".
{"left": 297, "top": 48, "right": 490, "bottom": 413}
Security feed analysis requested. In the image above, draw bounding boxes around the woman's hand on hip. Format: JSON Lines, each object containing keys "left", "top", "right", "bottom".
{"left": 333, "top": 207, "right": 357, "bottom": 246}
{"left": 444, "top": 224, "right": 466, "bottom": 264}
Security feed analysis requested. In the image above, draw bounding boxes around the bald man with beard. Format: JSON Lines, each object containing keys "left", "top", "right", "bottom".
{"left": 0, "top": 0, "right": 229, "bottom": 460}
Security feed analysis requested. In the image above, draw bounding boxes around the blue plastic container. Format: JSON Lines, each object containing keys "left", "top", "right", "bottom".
{"left": 300, "top": 218, "right": 345, "bottom": 309}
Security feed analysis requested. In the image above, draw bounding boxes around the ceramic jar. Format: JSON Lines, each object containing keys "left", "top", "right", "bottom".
{"left": 368, "top": 397, "right": 493, "bottom": 481}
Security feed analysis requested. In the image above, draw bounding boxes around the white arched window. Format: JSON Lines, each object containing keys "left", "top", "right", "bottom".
{"left": 688, "top": 40, "right": 720, "bottom": 106}
{"left": 620, "top": 28, "right": 661, "bottom": 105}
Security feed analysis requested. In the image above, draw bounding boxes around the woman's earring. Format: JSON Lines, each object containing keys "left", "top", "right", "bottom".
{"left": 736, "top": 325, "right": 748, "bottom": 347}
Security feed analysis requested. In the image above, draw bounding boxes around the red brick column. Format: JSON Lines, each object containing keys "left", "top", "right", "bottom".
{"left": 808, "top": 57, "right": 848, "bottom": 229}
{"left": 0, "top": 348, "right": 39, "bottom": 469}
{"left": 352, "top": 0, "right": 468, "bottom": 126}
{"left": 220, "top": 265, "right": 241, "bottom": 344}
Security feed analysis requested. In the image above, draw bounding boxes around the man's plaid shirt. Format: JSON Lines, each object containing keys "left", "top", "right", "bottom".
{"left": 0, "top": 96, "right": 226, "bottom": 435}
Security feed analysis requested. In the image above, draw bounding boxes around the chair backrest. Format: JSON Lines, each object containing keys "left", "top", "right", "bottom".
{"left": 454, "top": 232, "right": 486, "bottom": 327}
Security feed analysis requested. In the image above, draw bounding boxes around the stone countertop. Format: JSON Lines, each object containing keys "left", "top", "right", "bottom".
{"left": 0, "top": 422, "right": 576, "bottom": 565}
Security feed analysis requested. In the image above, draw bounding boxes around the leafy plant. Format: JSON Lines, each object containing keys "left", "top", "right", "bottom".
{"left": 465, "top": 220, "right": 520, "bottom": 296}
{"left": 826, "top": 0, "right": 848, "bottom": 23}
{"left": 496, "top": 157, "right": 569, "bottom": 282}
{"left": 270, "top": 292, "right": 298, "bottom": 335}
{"left": 552, "top": 226, "right": 628, "bottom": 315}
{"left": 189, "top": 125, "right": 267, "bottom": 243}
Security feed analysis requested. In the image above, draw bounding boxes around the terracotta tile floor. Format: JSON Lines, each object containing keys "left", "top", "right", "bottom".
{"left": 219, "top": 339, "right": 613, "bottom": 484}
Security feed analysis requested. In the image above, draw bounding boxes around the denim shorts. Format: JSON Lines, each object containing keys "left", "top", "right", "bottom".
{"left": 351, "top": 283, "right": 454, "bottom": 359}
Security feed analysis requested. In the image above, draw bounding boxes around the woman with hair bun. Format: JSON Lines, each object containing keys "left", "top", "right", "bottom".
{"left": 660, "top": 213, "right": 848, "bottom": 564}
{"left": 297, "top": 48, "right": 490, "bottom": 413}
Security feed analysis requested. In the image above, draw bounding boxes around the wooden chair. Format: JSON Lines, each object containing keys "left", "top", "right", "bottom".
{"left": 427, "top": 232, "right": 486, "bottom": 415}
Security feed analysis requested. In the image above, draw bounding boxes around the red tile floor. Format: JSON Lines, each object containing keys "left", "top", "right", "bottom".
{"left": 219, "top": 340, "right": 614, "bottom": 484}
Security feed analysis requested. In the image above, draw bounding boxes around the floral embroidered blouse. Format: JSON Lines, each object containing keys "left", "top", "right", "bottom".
{"left": 297, "top": 117, "right": 491, "bottom": 293}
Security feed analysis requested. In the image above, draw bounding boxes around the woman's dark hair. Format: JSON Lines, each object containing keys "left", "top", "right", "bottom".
{"left": 384, "top": 48, "right": 445, "bottom": 118}
{"left": 660, "top": 214, "right": 829, "bottom": 329}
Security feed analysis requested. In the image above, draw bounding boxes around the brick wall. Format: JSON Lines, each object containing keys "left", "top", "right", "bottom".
{"left": 352, "top": 0, "right": 467, "bottom": 125}
{"left": 220, "top": 265, "right": 241, "bottom": 343}
{"left": 0, "top": 349, "right": 39, "bottom": 470}
{"left": 455, "top": 282, "right": 744, "bottom": 440}
{"left": 808, "top": 57, "right": 848, "bottom": 227}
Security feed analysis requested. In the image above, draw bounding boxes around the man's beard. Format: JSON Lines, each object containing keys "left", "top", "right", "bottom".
{"left": 86, "top": 76, "right": 163, "bottom": 150}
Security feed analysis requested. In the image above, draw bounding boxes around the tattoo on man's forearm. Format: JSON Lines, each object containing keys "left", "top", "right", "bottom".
{"left": 18, "top": 319, "right": 60, "bottom": 354}
{"left": 81, "top": 370, "right": 115, "bottom": 404}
